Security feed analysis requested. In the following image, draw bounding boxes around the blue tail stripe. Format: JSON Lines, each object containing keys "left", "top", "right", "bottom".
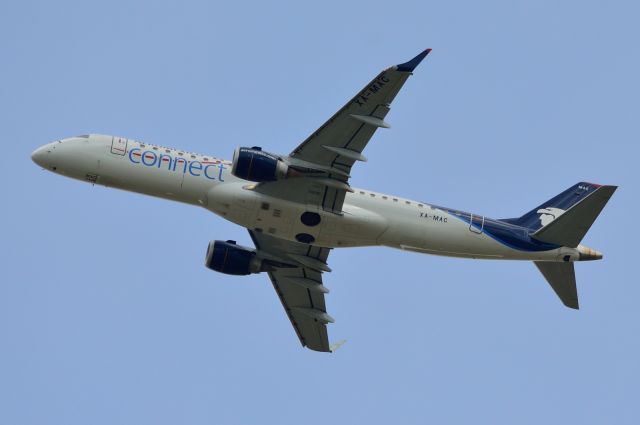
{"left": 448, "top": 212, "right": 560, "bottom": 252}
{"left": 502, "top": 182, "right": 601, "bottom": 231}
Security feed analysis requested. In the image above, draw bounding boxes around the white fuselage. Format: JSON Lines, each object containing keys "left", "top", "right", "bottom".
{"left": 32, "top": 135, "right": 579, "bottom": 261}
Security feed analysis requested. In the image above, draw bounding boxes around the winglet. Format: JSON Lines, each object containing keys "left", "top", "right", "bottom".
{"left": 330, "top": 340, "right": 347, "bottom": 353}
{"left": 396, "top": 48, "right": 432, "bottom": 72}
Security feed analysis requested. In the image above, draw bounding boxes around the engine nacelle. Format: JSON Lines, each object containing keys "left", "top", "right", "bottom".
{"left": 231, "top": 146, "right": 289, "bottom": 182}
{"left": 204, "top": 240, "right": 263, "bottom": 275}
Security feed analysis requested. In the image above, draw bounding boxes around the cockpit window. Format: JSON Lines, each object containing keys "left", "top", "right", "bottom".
{"left": 77, "top": 134, "right": 90, "bottom": 138}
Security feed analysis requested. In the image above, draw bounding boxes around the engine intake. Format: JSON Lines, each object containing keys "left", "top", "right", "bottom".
{"left": 204, "top": 240, "right": 263, "bottom": 275}
{"left": 231, "top": 147, "right": 289, "bottom": 182}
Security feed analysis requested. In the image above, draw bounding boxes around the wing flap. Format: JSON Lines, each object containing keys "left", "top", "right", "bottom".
{"left": 251, "top": 177, "right": 348, "bottom": 215}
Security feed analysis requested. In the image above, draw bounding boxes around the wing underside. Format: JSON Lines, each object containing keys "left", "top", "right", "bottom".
{"left": 290, "top": 48, "right": 432, "bottom": 179}
{"left": 242, "top": 50, "right": 432, "bottom": 351}
{"left": 249, "top": 230, "right": 333, "bottom": 352}
{"left": 254, "top": 49, "right": 432, "bottom": 215}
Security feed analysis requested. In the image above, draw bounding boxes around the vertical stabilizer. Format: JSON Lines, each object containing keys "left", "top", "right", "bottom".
{"left": 503, "top": 182, "right": 607, "bottom": 232}
{"left": 531, "top": 185, "right": 617, "bottom": 247}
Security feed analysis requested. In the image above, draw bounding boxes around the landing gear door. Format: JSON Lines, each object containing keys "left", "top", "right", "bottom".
{"left": 111, "top": 137, "right": 128, "bottom": 156}
{"left": 469, "top": 213, "right": 484, "bottom": 234}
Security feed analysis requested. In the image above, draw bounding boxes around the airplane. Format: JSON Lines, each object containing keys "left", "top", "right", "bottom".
{"left": 31, "top": 49, "right": 616, "bottom": 352}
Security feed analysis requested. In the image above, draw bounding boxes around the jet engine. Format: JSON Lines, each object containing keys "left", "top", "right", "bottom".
{"left": 231, "top": 146, "right": 289, "bottom": 182}
{"left": 204, "top": 240, "right": 264, "bottom": 275}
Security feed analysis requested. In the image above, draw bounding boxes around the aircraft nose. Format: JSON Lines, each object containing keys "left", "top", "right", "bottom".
{"left": 31, "top": 145, "right": 50, "bottom": 167}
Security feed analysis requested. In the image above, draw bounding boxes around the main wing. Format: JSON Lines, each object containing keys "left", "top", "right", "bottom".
{"left": 247, "top": 50, "right": 431, "bottom": 351}
{"left": 254, "top": 48, "right": 432, "bottom": 215}
{"left": 249, "top": 230, "right": 334, "bottom": 352}
{"left": 291, "top": 48, "right": 432, "bottom": 177}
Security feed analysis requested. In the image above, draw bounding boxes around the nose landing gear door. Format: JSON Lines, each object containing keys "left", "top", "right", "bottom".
{"left": 110, "top": 137, "right": 128, "bottom": 155}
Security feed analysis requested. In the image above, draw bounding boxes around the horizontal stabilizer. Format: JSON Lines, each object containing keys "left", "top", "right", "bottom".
{"left": 532, "top": 185, "right": 617, "bottom": 247}
{"left": 534, "top": 261, "right": 579, "bottom": 309}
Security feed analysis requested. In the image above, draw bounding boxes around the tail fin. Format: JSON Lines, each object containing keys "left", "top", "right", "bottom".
{"left": 532, "top": 185, "right": 616, "bottom": 247}
{"left": 534, "top": 262, "right": 579, "bottom": 309}
{"left": 503, "top": 182, "right": 617, "bottom": 247}
{"left": 525, "top": 183, "right": 617, "bottom": 309}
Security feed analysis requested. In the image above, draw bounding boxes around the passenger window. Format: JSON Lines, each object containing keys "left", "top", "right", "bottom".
{"left": 382, "top": 196, "right": 388, "bottom": 200}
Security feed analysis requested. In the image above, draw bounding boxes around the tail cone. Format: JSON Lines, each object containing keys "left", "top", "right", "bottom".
{"left": 578, "top": 245, "right": 603, "bottom": 261}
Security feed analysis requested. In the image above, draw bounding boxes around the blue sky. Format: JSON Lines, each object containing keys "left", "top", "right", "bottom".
{"left": 1, "top": 1, "right": 638, "bottom": 423}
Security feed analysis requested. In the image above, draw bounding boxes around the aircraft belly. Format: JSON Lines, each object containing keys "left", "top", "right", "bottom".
{"left": 205, "top": 183, "right": 388, "bottom": 247}
{"left": 205, "top": 183, "right": 572, "bottom": 260}
{"left": 315, "top": 204, "right": 389, "bottom": 247}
